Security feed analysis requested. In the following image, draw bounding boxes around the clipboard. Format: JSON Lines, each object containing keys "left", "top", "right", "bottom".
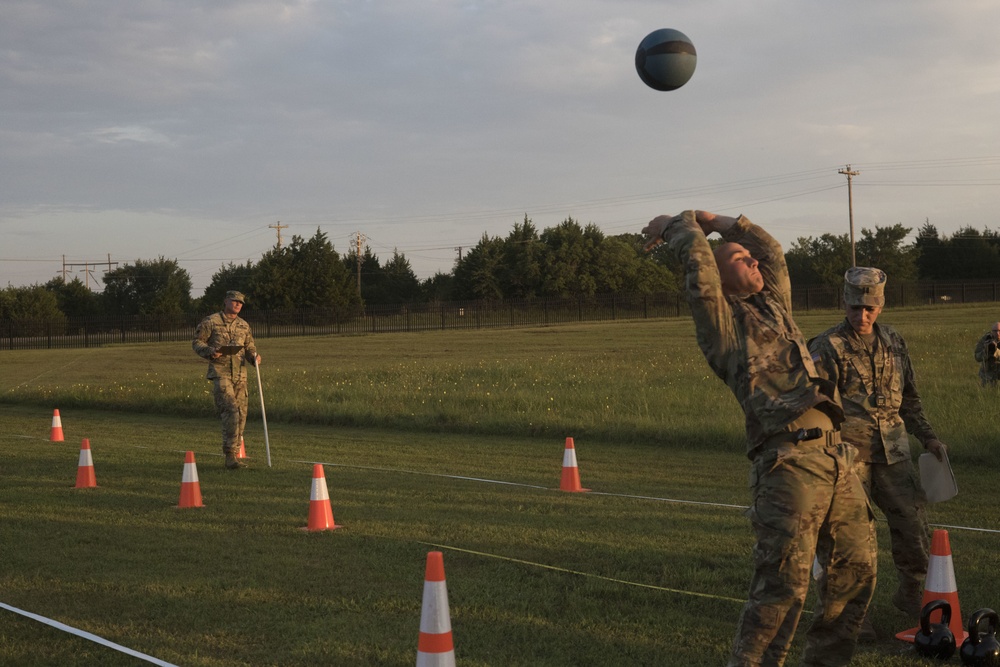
{"left": 216, "top": 344, "right": 244, "bottom": 355}
{"left": 919, "top": 449, "right": 958, "bottom": 503}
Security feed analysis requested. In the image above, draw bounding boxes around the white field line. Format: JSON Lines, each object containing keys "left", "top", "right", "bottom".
{"left": 0, "top": 602, "right": 178, "bottom": 667}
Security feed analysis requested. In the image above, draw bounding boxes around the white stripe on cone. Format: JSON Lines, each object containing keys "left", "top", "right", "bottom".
{"left": 311, "top": 474, "right": 330, "bottom": 502}
{"left": 417, "top": 552, "right": 455, "bottom": 667}
{"left": 78, "top": 446, "right": 93, "bottom": 468}
{"left": 926, "top": 552, "right": 958, "bottom": 593}
{"left": 562, "top": 447, "right": 578, "bottom": 468}
{"left": 182, "top": 461, "right": 199, "bottom": 484}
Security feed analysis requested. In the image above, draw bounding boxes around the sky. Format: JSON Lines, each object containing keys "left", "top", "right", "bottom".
{"left": 3, "top": 0, "right": 1000, "bottom": 296}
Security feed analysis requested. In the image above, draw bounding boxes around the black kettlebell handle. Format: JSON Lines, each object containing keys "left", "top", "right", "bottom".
{"left": 921, "top": 599, "right": 953, "bottom": 634}
{"left": 966, "top": 608, "right": 1000, "bottom": 646}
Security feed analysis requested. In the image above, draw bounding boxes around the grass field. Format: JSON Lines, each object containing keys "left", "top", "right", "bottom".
{"left": 2, "top": 304, "right": 998, "bottom": 666}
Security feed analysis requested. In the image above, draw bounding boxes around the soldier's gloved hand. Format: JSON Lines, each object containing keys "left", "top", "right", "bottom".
{"left": 925, "top": 439, "right": 947, "bottom": 462}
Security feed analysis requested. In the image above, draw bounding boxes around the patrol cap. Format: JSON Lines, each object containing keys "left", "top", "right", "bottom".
{"left": 843, "top": 267, "right": 886, "bottom": 307}
{"left": 225, "top": 290, "right": 246, "bottom": 304}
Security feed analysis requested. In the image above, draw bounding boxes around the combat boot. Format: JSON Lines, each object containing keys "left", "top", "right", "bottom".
{"left": 225, "top": 450, "right": 247, "bottom": 470}
{"left": 892, "top": 582, "right": 924, "bottom": 618}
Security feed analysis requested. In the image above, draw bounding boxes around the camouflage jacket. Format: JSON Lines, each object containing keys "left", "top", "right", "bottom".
{"left": 974, "top": 332, "right": 1000, "bottom": 386}
{"left": 192, "top": 311, "right": 258, "bottom": 381}
{"left": 661, "top": 211, "right": 843, "bottom": 456}
{"left": 808, "top": 320, "right": 937, "bottom": 464}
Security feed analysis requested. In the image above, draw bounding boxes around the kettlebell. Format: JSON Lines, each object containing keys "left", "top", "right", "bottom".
{"left": 960, "top": 608, "right": 1000, "bottom": 666}
{"left": 915, "top": 598, "right": 957, "bottom": 660}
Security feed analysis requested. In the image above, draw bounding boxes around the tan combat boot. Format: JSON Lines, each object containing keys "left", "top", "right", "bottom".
{"left": 225, "top": 450, "right": 247, "bottom": 469}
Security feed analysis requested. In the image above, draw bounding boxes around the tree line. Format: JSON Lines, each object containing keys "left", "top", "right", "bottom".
{"left": 3, "top": 217, "right": 1000, "bottom": 324}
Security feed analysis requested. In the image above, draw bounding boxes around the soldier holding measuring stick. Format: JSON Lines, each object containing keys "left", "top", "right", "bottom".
{"left": 193, "top": 290, "right": 261, "bottom": 470}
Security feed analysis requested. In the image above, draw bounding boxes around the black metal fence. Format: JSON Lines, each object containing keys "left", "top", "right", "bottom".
{"left": 3, "top": 281, "right": 999, "bottom": 350}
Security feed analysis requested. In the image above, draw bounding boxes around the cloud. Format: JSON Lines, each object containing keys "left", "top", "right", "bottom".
{"left": 87, "top": 125, "right": 172, "bottom": 145}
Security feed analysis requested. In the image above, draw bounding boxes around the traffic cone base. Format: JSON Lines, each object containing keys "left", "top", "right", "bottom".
{"left": 896, "top": 529, "right": 968, "bottom": 643}
{"left": 559, "top": 437, "right": 589, "bottom": 492}
{"left": 302, "top": 464, "right": 341, "bottom": 531}
{"left": 177, "top": 451, "right": 204, "bottom": 508}
{"left": 50, "top": 409, "right": 64, "bottom": 442}
{"left": 416, "top": 551, "right": 455, "bottom": 667}
{"left": 74, "top": 438, "right": 97, "bottom": 488}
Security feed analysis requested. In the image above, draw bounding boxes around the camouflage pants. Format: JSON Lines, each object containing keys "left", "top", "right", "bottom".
{"left": 852, "top": 459, "right": 929, "bottom": 594}
{"left": 728, "top": 442, "right": 877, "bottom": 667}
{"left": 212, "top": 376, "right": 248, "bottom": 454}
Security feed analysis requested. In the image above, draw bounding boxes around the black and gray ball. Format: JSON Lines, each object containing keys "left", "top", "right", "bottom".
{"left": 635, "top": 28, "right": 697, "bottom": 91}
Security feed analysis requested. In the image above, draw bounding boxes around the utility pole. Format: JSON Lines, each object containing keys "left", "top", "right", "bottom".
{"left": 352, "top": 231, "right": 366, "bottom": 297}
{"left": 62, "top": 255, "right": 118, "bottom": 290}
{"left": 839, "top": 164, "right": 860, "bottom": 267}
{"left": 455, "top": 246, "right": 463, "bottom": 262}
{"left": 269, "top": 222, "right": 289, "bottom": 249}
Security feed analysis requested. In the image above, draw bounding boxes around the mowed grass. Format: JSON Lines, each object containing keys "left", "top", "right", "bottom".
{"left": 1, "top": 304, "right": 999, "bottom": 666}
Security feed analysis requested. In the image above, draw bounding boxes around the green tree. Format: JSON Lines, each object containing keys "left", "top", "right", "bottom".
{"left": 251, "top": 229, "right": 359, "bottom": 313}
{"left": 101, "top": 257, "right": 192, "bottom": 317}
{"left": 914, "top": 221, "right": 944, "bottom": 279}
{"left": 856, "top": 224, "right": 918, "bottom": 282}
{"left": 604, "top": 233, "right": 678, "bottom": 294}
{"left": 452, "top": 233, "right": 505, "bottom": 300}
{"left": 948, "top": 226, "right": 1000, "bottom": 279}
{"left": 381, "top": 250, "right": 421, "bottom": 304}
{"left": 539, "top": 218, "right": 600, "bottom": 296}
{"left": 499, "top": 216, "right": 544, "bottom": 298}
{"left": 420, "top": 272, "right": 455, "bottom": 302}
{"left": 0, "top": 284, "right": 66, "bottom": 334}
{"left": 44, "top": 277, "right": 101, "bottom": 318}
{"left": 786, "top": 234, "right": 853, "bottom": 287}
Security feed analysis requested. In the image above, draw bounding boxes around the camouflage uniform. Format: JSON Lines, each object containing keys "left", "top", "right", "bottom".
{"left": 809, "top": 275, "right": 939, "bottom": 612}
{"left": 974, "top": 330, "right": 1000, "bottom": 386}
{"left": 192, "top": 295, "right": 258, "bottom": 459}
{"left": 660, "top": 211, "right": 876, "bottom": 667}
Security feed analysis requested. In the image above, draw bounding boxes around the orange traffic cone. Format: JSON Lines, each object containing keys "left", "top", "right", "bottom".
{"left": 74, "top": 438, "right": 97, "bottom": 488}
{"left": 50, "top": 409, "right": 64, "bottom": 442}
{"left": 559, "top": 437, "right": 589, "bottom": 492}
{"left": 177, "top": 451, "right": 204, "bottom": 508}
{"left": 416, "top": 551, "right": 455, "bottom": 667}
{"left": 896, "top": 529, "right": 968, "bottom": 643}
{"left": 303, "top": 464, "right": 341, "bottom": 532}
{"left": 237, "top": 436, "right": 247, "bottom": 459}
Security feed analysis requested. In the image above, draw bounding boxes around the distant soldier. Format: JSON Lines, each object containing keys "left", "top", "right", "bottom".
{"left": 974, "top": 321, "right": 1000, "bottom": 386}
{"left": 642, "top": 210, "right": 875, "bottom": 667}
{"left": 192, "top": 290, "right": 261, "bottom": 469}
{"left": 809, "top": 268, "right": 947, "bottom": 640}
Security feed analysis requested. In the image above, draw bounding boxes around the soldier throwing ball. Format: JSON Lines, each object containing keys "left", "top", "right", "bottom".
{"left": 808, "top": 268, "right": 947, "bottom": 640}
{"left": 643, "top": 211, "right": 875, "bottom": 667}
{"left": 193, "top": 290, "right": 261, "bottom": 469}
